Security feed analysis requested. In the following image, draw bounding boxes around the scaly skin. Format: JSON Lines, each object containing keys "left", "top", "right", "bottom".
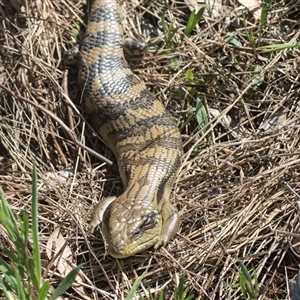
{"left": 80, "top": 0, "right": 183, "bottom": 258}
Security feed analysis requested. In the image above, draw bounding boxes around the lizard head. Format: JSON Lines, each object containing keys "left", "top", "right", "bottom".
{"left": 101, "top": 199, "right": 162, "bottom": 258}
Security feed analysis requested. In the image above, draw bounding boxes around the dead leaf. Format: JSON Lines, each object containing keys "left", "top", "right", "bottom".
{"left": 259, "top": 107, "right": 288, "bottom": 132}
{"left": 184, "top": 0, "right": 232, "bottom": 22}
{"left": 44, "top": 169, "right": 73, "bottom": 183}
{"left": 46, "top": 227, "right": 91, "bottom": 300}
{"left": 184, "top": 0, "right": 205, "bottom": 13}
{"left": 237, "top": 0, "right": 262, "bottom": 20}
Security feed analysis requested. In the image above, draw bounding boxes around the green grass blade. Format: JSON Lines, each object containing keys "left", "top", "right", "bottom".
{"left": 38, "top": 281, "right": 50, "bottom": 300}
{"left": 238, "top": 263, "right": 259, "bottom": 299}
{"left": 159, "top": 289, "right": 164, "bottom": 300}
{"left": 184, "top": 7, "right": 205, "bottom": 36}
{"left": 257, "top": 42, "right": 300, "bottom": 52}
{"left": 31, "top": 164, "right": 41, "bottom": 287}
{"left": 259, "top": 0, "right": 272, "bottom": 27}
{"left": 160, "top": 5, "right": 167, "bottom": 34}
{"left": 242, "top": 13, "right": 256, "bottom": 48}
{"left": 174, "top": 276, "right": 194, "bottom": 300}
{"left": 49, "top": 263, "right": 83, "bottom": 300}
{"left": 0, "top": 257, "right": 18, "bottom": 291}
{"left": 20, "top": 211, "right": 29, "bottom": 246}
{"left": 125, "top": 270, "right": 147, "bottom": 300}
{"left": 1, "top": 247, "right": 19, "bottom": 265}
{"left": 0, "top": 280, "right": 12, "bottom": 300}
{"left": 15, "top": 271, "right": 29, "bottom": 300}
{"left": 195, "top": 98, "right": 209, "bottom": 129}
{"left": 27, "top": 257, "right": 40, "bottom": 292}
{"left": 240, "top": 263, "right": 252, "bottom": 282}
{"left": 0, "top": 188, "right": 20, "bottom": 243}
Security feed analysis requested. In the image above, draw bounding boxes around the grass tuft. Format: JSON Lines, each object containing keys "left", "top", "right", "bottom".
{"left": 238, "top": 263, "right": 260, "bottom": 300}
{"left": 0, "top": 167, "right": 81, "bottom": 299}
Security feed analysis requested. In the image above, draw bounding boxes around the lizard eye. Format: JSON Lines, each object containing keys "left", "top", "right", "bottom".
{"left": 133, "top": 211, "right": 159, "bottom": 238}
{"left": 143, "top": 211, "right": 159, "bottom": 230}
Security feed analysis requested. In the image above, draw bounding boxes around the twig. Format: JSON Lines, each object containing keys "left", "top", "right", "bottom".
{"left": 0, "top": 83, "right": 113, "bottom": 165}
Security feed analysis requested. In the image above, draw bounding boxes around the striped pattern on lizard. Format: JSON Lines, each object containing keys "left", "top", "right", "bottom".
{"left": 79, "top": 0, "right": 183, "bottom": 258}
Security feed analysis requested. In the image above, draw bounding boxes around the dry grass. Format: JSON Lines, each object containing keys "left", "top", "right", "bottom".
{"left": 0, "top": 0, "right": 300, "bottom": 299}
